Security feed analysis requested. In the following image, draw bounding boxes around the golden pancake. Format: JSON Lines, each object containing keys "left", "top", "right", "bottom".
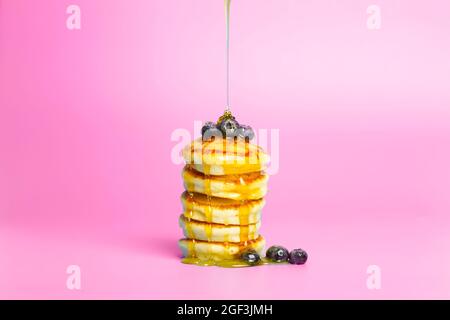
{"left": 181, "top": 191, "right": 264, "bottom": 225}
{"left": 182, "top": 138, "right": 270, "bottom": 175}
{"left": 179, "top": 215, "right": 260, "bottom": 243}
{"left": 178, "top": 236, "right": 266, "bottom": 262}
{"left": 182, "top": 165, "right": 268, "bottom": 200}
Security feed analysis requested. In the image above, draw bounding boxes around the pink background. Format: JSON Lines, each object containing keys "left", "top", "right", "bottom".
{"left": 1, "top": 0, "right": 450, "bottom": 299}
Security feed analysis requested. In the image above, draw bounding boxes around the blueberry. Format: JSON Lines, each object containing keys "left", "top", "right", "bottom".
{"left": 266, "top": 245, "right": 289, "bottom": 263}
{"left": 240, "top": 249, "right": 261, "bottom": 266}
{"left": 237, "top": 124, "right": 255, "bottom": 141}
{"left": 289, "top": 248, "right": 308, "bottom": 265}
{"left": 201, "top": 122, "right": 216, "bottom": 135}
{"left": 202, "top": 122, "right": 223, "bottom": 141}
{"left": 219, "top": 118, "right": 240, "bottom": 139}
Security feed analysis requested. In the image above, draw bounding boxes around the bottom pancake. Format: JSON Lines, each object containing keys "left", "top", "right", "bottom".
{"left": 178, "top": 236, "right": 265, "bottom": 262}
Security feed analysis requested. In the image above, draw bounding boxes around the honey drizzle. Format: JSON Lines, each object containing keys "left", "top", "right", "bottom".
{"left": 203, "top": 140, "right": 214, "bottom": 259}
{"left": 204, "top": 176, "right": 213, "bottom": 245}
{"left": 204, "top": 178, "right": 213, "bottom": 221}
{"left": 205, "top": 223, "right": 213, "bottom": 242}
{"left": 184, "top": 189, "right": 197, "bottom": 257}
{"left": 187, "top": 239, "right": 197, "bottom": 258}
{"left": 187, "top": 192, "right": 194, "bottom": 219}
{"left": 185, "top": 220, "right": 194, "bottom": 238}
{"left": 190, "top": 144, "right": 195, "bottom": 165}
{"left": 203, "top": 144, "right": 213, "bottom": 258}
{"left": 245, "top": 136, "right": 251, "bottom": 165}
{"left": 225, "top": 0, "right": 231, "bottom": 110}
{"left": 185, "top": 172, "right": 195, "bottom": 193}
{"left": 238, "top": 173, "right": 251, "bottom": 243}
{"left": 239, "top": 201, "right": 250, "bottom": 242}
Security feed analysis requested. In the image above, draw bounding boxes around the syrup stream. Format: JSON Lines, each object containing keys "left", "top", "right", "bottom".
{"left": 225, "top": 0, "right": 231, "bottom": 112}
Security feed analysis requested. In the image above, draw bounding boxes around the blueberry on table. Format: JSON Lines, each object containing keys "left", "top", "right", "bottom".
{"left": 240, "top": 249, "right": 261, "bottom": 266}
{"left": 266, "top": 245, "right": 289, "bottom": 262}
{"left": 289, "top": 248, "right": 308, "bottom": 265}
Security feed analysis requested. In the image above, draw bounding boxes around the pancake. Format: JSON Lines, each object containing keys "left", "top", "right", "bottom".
{"left": 178, "top": 236, "right": 266, "bottom": 261}
{"left": 179, "top": 215, "right": 260, "bottom": 243}
{"left": 181, "top": 191, "right": 264, "bottom": 225}
{"left": 182, "top": 138, "right": 270, "bottom": 175}
{"left": 182, "top": 165, "right": 268, "bottom": 200}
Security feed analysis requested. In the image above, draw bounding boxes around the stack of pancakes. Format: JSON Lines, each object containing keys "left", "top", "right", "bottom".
{"left": 178, "top": 138, "right": 270, "bottom": 262}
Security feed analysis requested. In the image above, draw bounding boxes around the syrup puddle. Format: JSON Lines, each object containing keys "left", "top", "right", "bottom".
{"left": 182, "top": 257, "right": 288, "bottom": 268}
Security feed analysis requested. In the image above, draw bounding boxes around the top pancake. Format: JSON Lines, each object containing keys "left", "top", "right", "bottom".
{"left": 182, "top": 138, "right": 270, "bottom": 175}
